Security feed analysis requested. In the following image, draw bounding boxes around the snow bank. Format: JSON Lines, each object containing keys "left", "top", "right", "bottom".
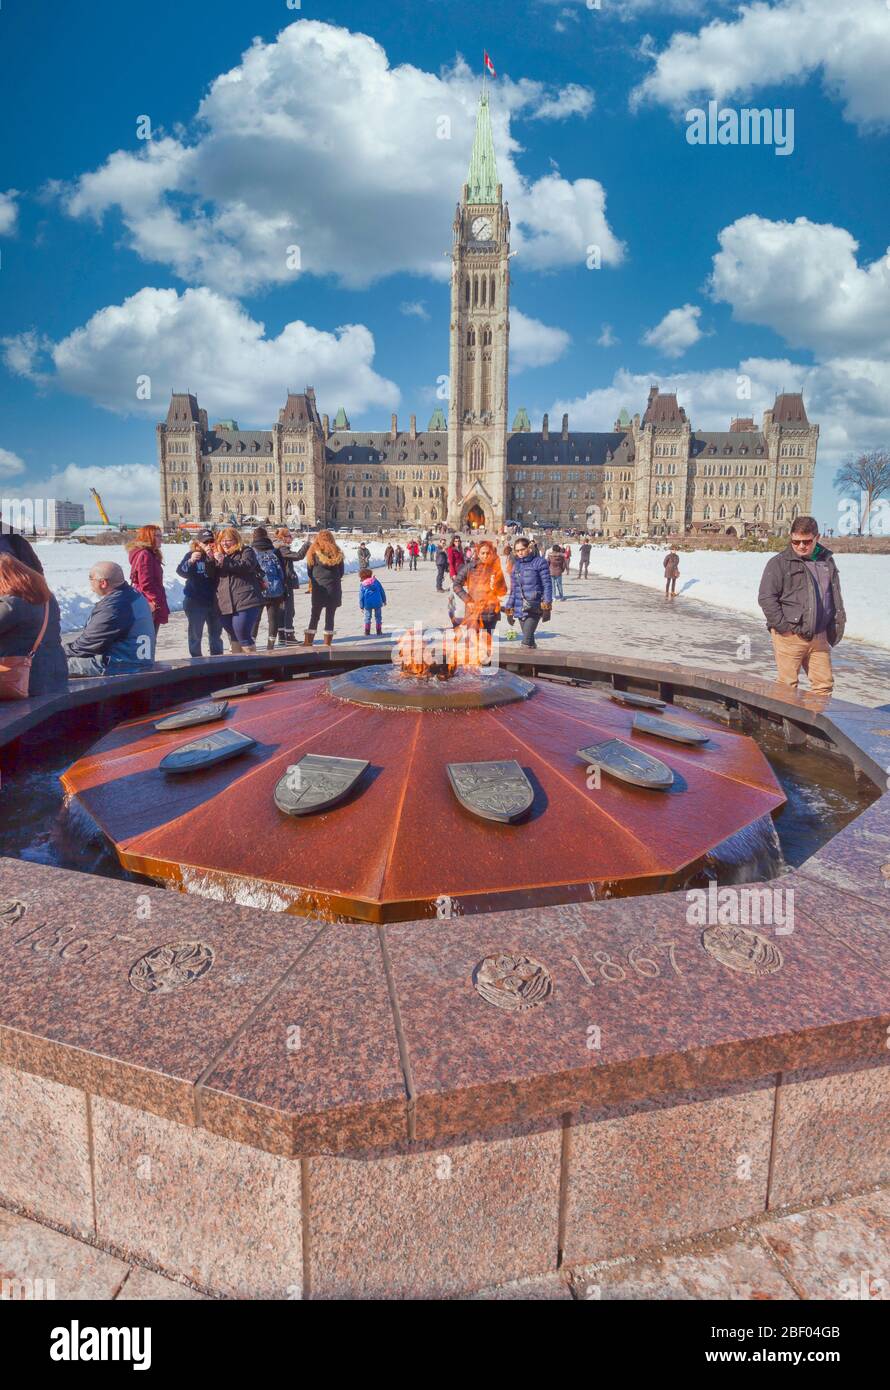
{"left": 35, "top": 540, "right": 388, "bottom": 633}
{"left": 584, "top": 545, "right": 890, "bottom": 649}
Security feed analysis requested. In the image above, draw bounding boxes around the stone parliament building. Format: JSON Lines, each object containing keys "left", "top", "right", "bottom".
{"left": 158, "top": 91, "right": 817, "bottom": 539}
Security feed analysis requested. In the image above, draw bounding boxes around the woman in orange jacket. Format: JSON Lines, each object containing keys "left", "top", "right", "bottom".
{"left": 453, "top": 540, "right": 508, "bottom": 632}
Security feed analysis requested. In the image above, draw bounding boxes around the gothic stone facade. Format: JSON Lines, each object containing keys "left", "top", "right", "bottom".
{"left": 157, "top": 93, "right": 817, "bottom": 538}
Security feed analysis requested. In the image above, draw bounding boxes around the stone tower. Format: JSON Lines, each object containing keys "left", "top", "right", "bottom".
{"left": 447, "top": 86, "right": 511, "bottom": 531}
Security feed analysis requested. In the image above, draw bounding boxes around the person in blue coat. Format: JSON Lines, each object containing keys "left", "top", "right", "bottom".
{"left": 504, "top": 538, "right": 553, "bottom": 649}
{"left": 358, "top": 568, "right": 386, "bottom": 636}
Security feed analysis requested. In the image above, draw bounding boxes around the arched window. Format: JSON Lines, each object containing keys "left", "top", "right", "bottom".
{"left": 464, "top": 278, "right": 470, "bottom": 306}
{"left": 468, "top": 439, "right": 485, "bottom": 472}
{"left": 490, "top": 274, "right": 496, "bottom": 306}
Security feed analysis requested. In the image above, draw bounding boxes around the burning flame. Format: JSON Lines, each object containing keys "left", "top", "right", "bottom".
{"left": 395, "top": 623, "right": 494, "bottom": 678}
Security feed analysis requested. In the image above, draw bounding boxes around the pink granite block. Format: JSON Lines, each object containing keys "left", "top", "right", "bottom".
{"left": 760, "top": 1188, "right": 890, "bottom": 1299}
{"left": 0, "top": 1209, "right": 129, "bottom": 1300}
{"left": 769, "top": 1059, "right": 890, "bottom": 1209}
{"left": 563, "top": 1079, "right": 775, "bottom": 1265}
{"left": 307, "top": 1121, "right": 562, "bottom": 1299}
{"left": 0, "top": 1063, "right": 93, "bottom": 1238}
{"left": 91, "top": 1096, "right": 303, "bottom": 1299}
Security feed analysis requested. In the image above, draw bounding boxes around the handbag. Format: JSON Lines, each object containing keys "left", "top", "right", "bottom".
{"left": 0, "top": 603, "right": 49, "bottom": 701}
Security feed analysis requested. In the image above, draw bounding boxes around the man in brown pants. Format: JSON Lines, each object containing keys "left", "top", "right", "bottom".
{"left": 757, "top": 516, "right": 846, "bottom": 694}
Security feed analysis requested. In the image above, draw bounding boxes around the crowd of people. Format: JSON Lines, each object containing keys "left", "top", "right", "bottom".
{"left": 0, "top": 512, "right": 847, "bottom": 699}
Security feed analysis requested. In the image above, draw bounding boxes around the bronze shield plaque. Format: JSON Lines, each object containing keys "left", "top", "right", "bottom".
{"left": 447, "top": 760, "right": 534, "bottom": 824}
{"left": 577, "top": 738, "right": 674, "bottom": 790}
{"left": 609, "top": 690, "right": 666, "bottom": 711}
{"left": 274, "top": 754, "right": 370, "bottom": 816}
{"left": 210, "top": 680, "right": 274, "bottom": 698}
{"left": 159, "top": 727, "right": 256, "bottom": 774}
{"left": 154, "top": 700, "right": 229, "bottom": 732}
{"left": 632, "top": 711, "right": 710, "bottom": 745}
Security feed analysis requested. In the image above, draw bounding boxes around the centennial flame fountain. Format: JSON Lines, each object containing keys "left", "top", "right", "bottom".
{"left": 61, "top": 631, "right": 786, "bottom": 922}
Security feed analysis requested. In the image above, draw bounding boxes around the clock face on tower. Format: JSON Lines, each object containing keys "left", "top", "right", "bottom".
{"left": 471, "top": 216, "right": 493, "bottom": 242}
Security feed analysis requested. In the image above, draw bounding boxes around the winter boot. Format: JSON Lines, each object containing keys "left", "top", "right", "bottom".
{"left": 323, "top": 632, "right": 334, "bottom": 648}
{"left": 364, "top": 623, "right": 371, "bottom": 637}
{"left": 303, "top": 629, "right": 316, "bottom": 647}
{"left": 229, "top": 640, "right": 244, "bottom": 654}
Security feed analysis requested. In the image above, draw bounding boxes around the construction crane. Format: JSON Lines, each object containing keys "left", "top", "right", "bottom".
{"left": 89, "top": 488, "right": 111, "bottom": 526}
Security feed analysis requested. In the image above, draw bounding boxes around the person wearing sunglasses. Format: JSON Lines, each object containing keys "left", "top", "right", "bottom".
{"left": 757, "top": 516, "right": 846, "bottom": 694}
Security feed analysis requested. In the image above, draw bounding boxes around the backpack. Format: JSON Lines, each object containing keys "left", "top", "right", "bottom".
{"left": 254, "top": 547, "right": 285, "bottom": 600}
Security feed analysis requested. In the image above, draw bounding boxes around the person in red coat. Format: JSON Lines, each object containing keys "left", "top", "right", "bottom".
{"left": 127, "top": 526, "right": 169, "bottom": 635}
{"left": 446, "top": 535, "right": 464, "bottom": 579}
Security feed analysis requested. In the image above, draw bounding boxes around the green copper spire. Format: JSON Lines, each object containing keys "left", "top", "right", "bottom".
{"left": 512, "top": 406, "right": 531, "bottom": 432}
{"left": 333, "top": 406, "right": 350, "bottom": 430}
{"left": 466, "top": 89, "right": 499, "bottom": 204}
{"left": 427, "top": 406, "right": 447, "bottom": 431}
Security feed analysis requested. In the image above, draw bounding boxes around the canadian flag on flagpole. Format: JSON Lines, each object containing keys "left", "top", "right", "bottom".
{"left": 483, "top": 51, "right": 496, "bottom": 78}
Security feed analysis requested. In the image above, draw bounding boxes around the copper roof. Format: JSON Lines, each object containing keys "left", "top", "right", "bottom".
{"left": 772, "top": 393, "right": 809, "bottom": 425}
{"left": 642, "top": 387, "right": 687, "bottom": 426}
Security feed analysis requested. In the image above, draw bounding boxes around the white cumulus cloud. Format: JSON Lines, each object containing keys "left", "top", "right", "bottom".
{"left": 510, "top": 309, "right": 571, "bottom": 370}
{"left": 529, "top": 84, "right": 595, "bottom": 121}
{"left": 2, "top": 286, "right": 400, "bottom": 423}
{"left": 0, "top": 447, "right": 26, "bottom": 477}
{"left": 642, "top": 303, "right": 705, "bottom": 357}
{"left": 59, "top": 21, "right": 620, "bottom": 292}
{"left": 631, "top": 0, "right": 890, "bottom": 130}
{"left": 710, "top": 215, "right": 890, "bottom": 357}
{"left": 0, "top": 190, "right": 19, "bottom": 236}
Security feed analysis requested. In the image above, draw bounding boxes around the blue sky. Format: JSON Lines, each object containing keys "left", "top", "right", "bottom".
{"left": 1, "top": 0, "right": 889, "bottom": 526}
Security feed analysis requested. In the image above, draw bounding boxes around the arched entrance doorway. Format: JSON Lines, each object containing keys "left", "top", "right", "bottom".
{"left": 466, "top": 504, "right": 485, "bottom": 530}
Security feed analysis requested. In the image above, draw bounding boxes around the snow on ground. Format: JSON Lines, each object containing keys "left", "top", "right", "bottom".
{"left": 36, "top": 540, "right": 389, "bottom": 633}
{"left": 584, "top": 545, "right": 890, "bottom": 649}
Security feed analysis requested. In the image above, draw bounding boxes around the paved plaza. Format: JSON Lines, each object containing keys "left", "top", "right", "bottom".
{"left": 2, "top": 1185, "right": 886, "bottom": 1301}
{"left": 156, "top": 557, "right": 890, "bottom": 708}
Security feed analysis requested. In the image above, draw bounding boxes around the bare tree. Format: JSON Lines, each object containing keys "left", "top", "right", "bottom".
{"left": 833, "top": 450, "right": 890, "bottom": 535}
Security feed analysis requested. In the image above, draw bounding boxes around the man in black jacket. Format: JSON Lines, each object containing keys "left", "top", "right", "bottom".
{"left": 757, "top": 516, "right": 846, "bottom": 694}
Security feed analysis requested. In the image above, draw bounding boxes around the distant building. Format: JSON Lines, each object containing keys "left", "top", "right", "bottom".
{"left": 157, "top": 91, "right": 817, "bottom": 537}
{"left": 46, "top": 499, "right": 86, "bottom": 534}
